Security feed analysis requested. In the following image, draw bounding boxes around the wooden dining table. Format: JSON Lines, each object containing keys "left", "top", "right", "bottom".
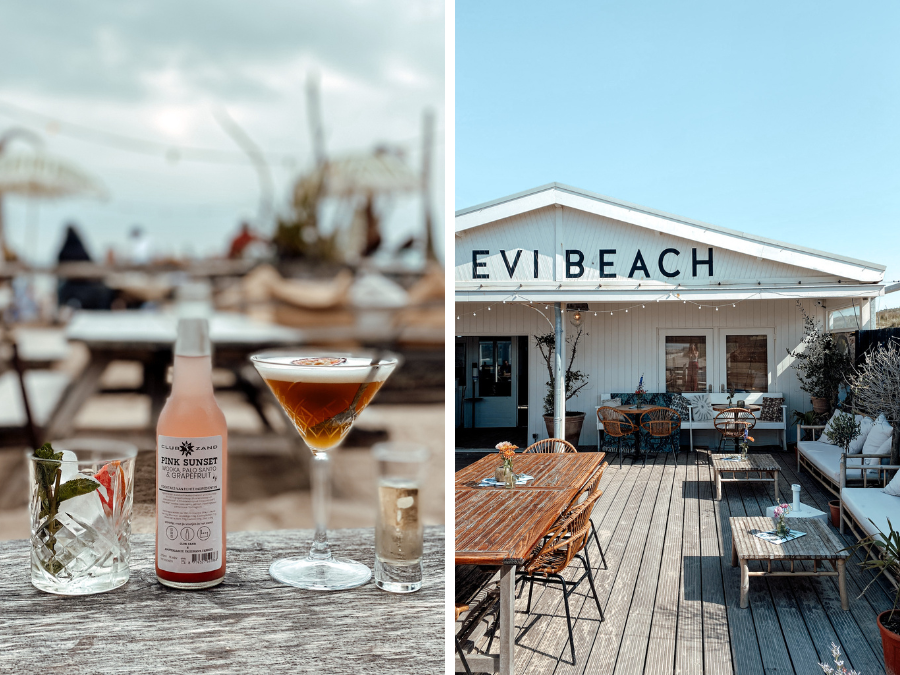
{"left": 455, "top": 451, "right": 606, "bottom": 675}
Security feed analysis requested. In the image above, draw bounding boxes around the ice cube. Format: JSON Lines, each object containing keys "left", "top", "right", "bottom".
{"left": 58, "top": 450, "right": 79, "bottom": 484}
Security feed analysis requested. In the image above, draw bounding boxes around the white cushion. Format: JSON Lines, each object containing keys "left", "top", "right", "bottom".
{"left": 885, "top": 470, "right": 900, "bottom": 497}
{"left": 687, "top": 394, "right": 714, "bottom": 421}
{"left": 863, "top": 414, "right": 893, "bottom": 455}
{"left": 841, "top": 487, "right": 900, "bottom": 538}
{"left": 866, "top": 435, "right": 893, "bottom": 467}
{"left": 848, "top": 416, "right": 874, "bottom": 454}
{"left": 798, "top": 440, "right": 879, "bottom": 484}
{"left": 600, "top": 398, "right": 621, "bottom": 408}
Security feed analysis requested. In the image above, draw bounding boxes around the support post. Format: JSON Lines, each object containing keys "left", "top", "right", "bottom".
{"left": 554, "top": 302, "right": 565, "bottom": 440}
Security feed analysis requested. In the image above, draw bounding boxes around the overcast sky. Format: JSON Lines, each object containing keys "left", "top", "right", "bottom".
{"left": 0, "top": 0, "right": 444, "bottom": 263}
{"left": 457, "top": 0, "right": 900, "bottom": 309}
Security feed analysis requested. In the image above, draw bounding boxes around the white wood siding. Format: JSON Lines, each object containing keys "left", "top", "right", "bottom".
{"left": 455, "top": 206, "right": 844, "bottom": 286}
{"left": 455, "top": 298, "right": 825, "bottom": 447}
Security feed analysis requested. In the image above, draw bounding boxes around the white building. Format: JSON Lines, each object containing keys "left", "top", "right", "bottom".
{"left": 455, "top": 183, "right": 894, "bottom": 448}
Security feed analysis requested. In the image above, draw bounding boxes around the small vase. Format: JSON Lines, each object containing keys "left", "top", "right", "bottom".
{"left": 775, "top": 518, "right": 790, "bottom": 539}
{"left": 635, "top": 394, "right": 644, "bottom": 409}
{"left": 503, "top": 465, "right": 516, "bottom": 489}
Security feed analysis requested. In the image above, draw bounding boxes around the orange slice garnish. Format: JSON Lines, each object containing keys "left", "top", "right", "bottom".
{"left": 291, "top": 357, "right": 347, "bottom": 366}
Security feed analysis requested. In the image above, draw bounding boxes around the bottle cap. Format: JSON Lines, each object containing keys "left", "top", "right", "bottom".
{"left": 174, "top": 318, "right": 211, "bottom": 357}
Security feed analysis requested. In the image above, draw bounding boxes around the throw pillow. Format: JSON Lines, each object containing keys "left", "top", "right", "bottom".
{"left": 759, "top": 397, "right": 783, "bottom": 422}
{"left": 819, "top": 410, "right": 842, "bottom": 445}
{"left": 687, "top": 394, "right": 714, "bottom": 421}
{"left": 866, "top": 434, "right": 893, "bottom": 467}
{"left": 600, "top": 397, "right": 621, "bottom": 411}
{"left": 862, "top": 414, "right": 893, "bottom": 455}
{"left": 668, "top": 394, "right": 690, "bottom": 421}
{"left": 885, "top": 468, "right": 900, "bottom": 497}
{"left": 848, "top": 415, "right": 874, "bottom": 454}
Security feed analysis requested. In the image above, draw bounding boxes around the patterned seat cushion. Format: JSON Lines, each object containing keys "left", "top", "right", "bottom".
{"left": 759, "top": 397, "right": 783, "bottom": 422}
{"left": 667, "top": 394, "right": 690, "bottom": 420}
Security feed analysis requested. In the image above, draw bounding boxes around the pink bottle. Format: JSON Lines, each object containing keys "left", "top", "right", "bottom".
{"left": 156, "top": 318, "right": 227, "bottom": 588}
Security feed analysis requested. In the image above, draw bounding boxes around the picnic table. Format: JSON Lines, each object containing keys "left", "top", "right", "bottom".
{"left": 45, "top": 310, "right": 305, "bottom": 439}
{"left": 0, "top": 527, "right": 443, "bottom": 674}
{"left": 455, "top": 452, "right": 605, "bottom": 675}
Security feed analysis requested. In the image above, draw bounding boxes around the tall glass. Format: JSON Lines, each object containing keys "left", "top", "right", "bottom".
{"left": 250, "top": 351, "right": 398, "bottom": 590}
{"left": 372, "top": 442, "right": 428, "bottom": 593}
{"left": 28, "top": 439, "right": 137, "bottom": 595}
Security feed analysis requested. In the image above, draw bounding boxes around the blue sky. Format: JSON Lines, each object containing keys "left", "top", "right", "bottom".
{"left": 456, "top": 1, "right": 900, "bottom": 308}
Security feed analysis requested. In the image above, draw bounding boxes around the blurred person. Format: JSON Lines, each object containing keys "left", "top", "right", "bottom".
{"left": 57, "top": 223, "right": 113, "bottom": 311}
{"left": 228, "top": 221, "right": 262, "bottom": 259}
{"left": 129, "top": 225, "right": 152, "bottom": 264}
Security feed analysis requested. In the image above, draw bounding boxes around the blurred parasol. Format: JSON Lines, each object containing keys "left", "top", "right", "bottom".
{"left": 300, "top": 147, "right": 419, "bottom": 258}
{"left": 0, "top": 150, "right": 108, "bottom": 199}
{"left": 0, "top": 128, "right": 108, "bottom": 261}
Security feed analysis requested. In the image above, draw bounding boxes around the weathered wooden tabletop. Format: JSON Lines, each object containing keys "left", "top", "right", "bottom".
{"left": 454, "top": 451, "right": 604, "bottom": 490}
{"left": 729, "top": 516, "right": 848, "bottom": 561}
{"left": 0, "top": 527, "right": 444, "bottom": 674}
{"left": 711, "top": 453, "right": 779, "bottom": 471}
{"left": 454, "top": 453, "right": 605, "bottom": 565}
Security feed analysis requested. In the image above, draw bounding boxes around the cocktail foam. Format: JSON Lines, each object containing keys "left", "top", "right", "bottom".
{"left": 252, "top": 355, "right": 395, "bottom": 383}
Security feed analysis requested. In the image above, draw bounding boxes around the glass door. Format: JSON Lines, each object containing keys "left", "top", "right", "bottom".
{"left": 659, "top": 329, "right": 714, "bottom": 393}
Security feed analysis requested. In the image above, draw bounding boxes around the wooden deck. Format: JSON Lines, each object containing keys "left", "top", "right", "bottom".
{"left": 457, "top": 450, "right": 894, "bottom": 675}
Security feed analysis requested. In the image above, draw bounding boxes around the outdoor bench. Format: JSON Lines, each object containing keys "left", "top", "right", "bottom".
{"left": 798, "top": 423, "right": 894, "bottom": 497}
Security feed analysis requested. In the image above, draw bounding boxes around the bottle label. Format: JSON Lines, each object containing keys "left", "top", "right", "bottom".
{"left": 157, "top": 435, "right": 223, "bottom": 574}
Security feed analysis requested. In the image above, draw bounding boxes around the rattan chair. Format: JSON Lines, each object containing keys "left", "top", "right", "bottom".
{"left": 569, "top": 461, "right": 609, "bottom": 569}
{"left": 525, "top": 437, "right": 578, "bottom": 453}
{"left": 518, "top": 490, "right": 605, "bottom": 664}
{"left": 454, "top": 604, "right": 472, "bottom": 675}
{"left": 597, "top": 406, "right": 636, "bottom": 466}
{"left": 714, "top": 407, "right": 757, "bottom": 453}
{"left": 639, "top": 407, "right": 682, "bottom": 466}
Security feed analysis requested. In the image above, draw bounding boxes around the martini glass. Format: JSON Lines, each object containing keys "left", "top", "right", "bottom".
{"left": 250, "top": 351, "right": 398, "bottom": 590}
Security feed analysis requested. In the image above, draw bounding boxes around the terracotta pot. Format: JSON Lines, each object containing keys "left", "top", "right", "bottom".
{"left": 828, "top": 500, "right": 840, "bottom": 528}
{"left": 542, "top": 412, "right": 586, "bottom": 446}
{"left": 811, "top": 397, "right": 829, "bottom": 414}
{"left": 878, "top": 611, "right": 900, "bottom": 675}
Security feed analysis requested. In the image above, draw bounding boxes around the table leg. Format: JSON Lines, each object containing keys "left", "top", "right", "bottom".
{"left": 837, "top": 559, "right": 848, "bottom": 610}
{"left": 730, "top": 538, "right": 737, "bottom": 567}
{"left": 773, "top": 470, "right": 780, "bottom": 503}
{"left": 716, "top": 469, "right": 722, "bottom": 501}
{"left": 500, "top": 564, "right": 516, "bottom": 675}
{"left": 44, "top": 353, "right": 112, "bottom": 440}
{"left": 740, "top": 560, "right": 750, "bottom": 608}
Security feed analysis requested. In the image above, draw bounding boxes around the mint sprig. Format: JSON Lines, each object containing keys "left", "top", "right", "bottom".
{"left": 33, "top": 442, "right": 101, "bottom": 572}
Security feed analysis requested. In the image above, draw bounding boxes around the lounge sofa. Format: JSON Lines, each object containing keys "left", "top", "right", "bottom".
{"left": 797, "top": 421, "right": 893, "bottom": 498}
{"left": 839, "top": 458, "right": 900, "bottom": 587}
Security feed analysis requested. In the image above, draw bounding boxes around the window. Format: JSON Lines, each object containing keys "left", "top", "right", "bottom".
{"left": 664, "top": 335, "right": 707, "bottom": 393}
{"left": 478, "top": 338, "right": 512, "bottom": 397}
{"left": 828, "top": 306, "right": 861, "bottom": 331}
{"left": 725, "top": 334, "right": 768, "bottom": 392}
{"left": 455, "top": 342, "right": 466, "bottom": 386}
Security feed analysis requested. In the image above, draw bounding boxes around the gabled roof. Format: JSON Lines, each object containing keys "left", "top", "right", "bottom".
{"left": 455, "top": 183, "right": 885, "bottom": 283}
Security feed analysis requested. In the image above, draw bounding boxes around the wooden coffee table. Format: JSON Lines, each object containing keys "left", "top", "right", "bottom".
{"left": 729, "top": 516, "right": 849, "bottom": 610}
{"left": 710, "top": 453, "right": 780, "bottom": 501}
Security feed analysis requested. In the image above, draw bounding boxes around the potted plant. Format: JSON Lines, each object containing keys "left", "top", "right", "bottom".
{"left": 534, "top": 326, "right": 589, "bottom": 445}
{"left": 824, "top": 410, "right": 861, "bottom": 529}
{"left": 788, "top": 302, "right": 853, "bottom": 414}
{"left": 845, "top": 518, "right": 900, "bottom": 674}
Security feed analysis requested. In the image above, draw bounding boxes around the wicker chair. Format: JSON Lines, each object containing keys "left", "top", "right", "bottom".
{"left": 597, "top": 406, "right": 636, "bottom": 466}
{"left": 714, "top": 407, "right": 757, "bottom": 453}
{"left": 454, "top": 604, "right": 472, "bottom": 675}
{"left": 639, "top": 407, "right": 682, "bottom": 466}
{"left": 569, "top": 461, "right": 609, "bottom": 569}
{"left": 518, "top": 490, "right": 605, "bottom": 664}
{"left": 525, "top": 438, "right": 578, "bottom": 453}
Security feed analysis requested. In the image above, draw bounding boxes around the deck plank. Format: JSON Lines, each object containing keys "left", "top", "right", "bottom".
{"left": 460, "top": 448, "right": 893, "bottom": 675}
